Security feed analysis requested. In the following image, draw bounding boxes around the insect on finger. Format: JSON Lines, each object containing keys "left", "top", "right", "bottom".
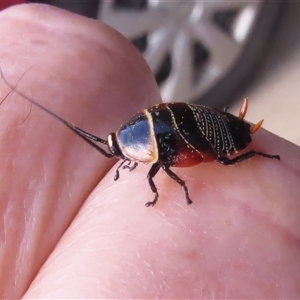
{"left": 1, "top": 70, "right": 280, "bottom": 207}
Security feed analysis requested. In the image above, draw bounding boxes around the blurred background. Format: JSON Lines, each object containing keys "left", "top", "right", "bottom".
{"left": 1, "top": 1, "right": 299, "bottom": 145}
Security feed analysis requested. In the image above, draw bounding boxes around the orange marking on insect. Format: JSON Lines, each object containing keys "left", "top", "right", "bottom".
{"left": 238, "top": 98, "right": 248, "bottom": 119}
{"left": 251, "top": 119, "right": 264, "bottom": 133}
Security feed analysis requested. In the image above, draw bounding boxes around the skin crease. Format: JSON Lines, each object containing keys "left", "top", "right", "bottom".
{"left": 0, "top": 4, "right": 299, "bottom": 299}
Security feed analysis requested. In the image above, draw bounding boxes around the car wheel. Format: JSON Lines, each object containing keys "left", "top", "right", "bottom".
{"left": 98, "top": 1, "right": 284, "bottom": 106}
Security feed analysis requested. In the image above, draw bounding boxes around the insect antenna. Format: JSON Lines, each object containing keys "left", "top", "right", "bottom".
{"left": 0, "top": 69, "right": 114, "bottom": 158}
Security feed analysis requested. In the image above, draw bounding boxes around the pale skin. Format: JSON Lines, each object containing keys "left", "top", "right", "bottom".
{"left": 0, "top": 4, "right": 299, "bottom": 299}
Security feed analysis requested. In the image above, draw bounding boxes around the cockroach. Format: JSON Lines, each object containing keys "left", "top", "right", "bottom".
{"left": 1, "top": 73, "right": 280, "bottom": 207}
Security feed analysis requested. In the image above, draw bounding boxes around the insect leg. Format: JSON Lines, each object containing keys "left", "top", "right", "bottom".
{"left": 217, "top": 150, "right": 280, "bottom": 165}
{"left": 145, "top": 163, "right": 161, "bottom": 207}
{"left": 114, "top": 159, "right": 129, "bottom": 181}
{"left": 115, "top": 160, "right": 138, "bottom": 181}
{"left": 123, "top": 161, "right": 138, "bottom": 172}
{"left": 162, "top": 165, "right": 193, "bottom": 205}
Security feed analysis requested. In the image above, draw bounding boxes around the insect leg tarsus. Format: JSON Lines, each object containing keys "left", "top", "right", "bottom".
{"left": 145, "top": 163, "right": 161, "bottom": 207}
{"left": 114, "top": 159, "right": 128, "bottom": 181}
{"left": 123, "top": 161, "right": 138, "bottom": 172}
{"left": 162, "top": 165, "right": 193, "bottom": 205}
{"left": 114, "top": 160, "right": 138, "bottom": 181}
{"left": 217, "top": 150, "right": 280, "bottom": 165}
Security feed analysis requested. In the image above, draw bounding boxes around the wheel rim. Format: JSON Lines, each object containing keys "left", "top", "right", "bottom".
{"left": 99, "top": 0, "right": 263, "bottom": 103}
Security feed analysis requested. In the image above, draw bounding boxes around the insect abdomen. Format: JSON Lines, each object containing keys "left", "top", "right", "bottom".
{"left": 189, "top": 104, "right": 252, "bottom": 156}
{"left": 148, "top": 103, "right": 216, "bottom": 167}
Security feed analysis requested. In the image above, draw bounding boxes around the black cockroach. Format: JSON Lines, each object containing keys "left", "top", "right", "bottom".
{"left": 2, "top": 73, "right": 280, "bottom": 207}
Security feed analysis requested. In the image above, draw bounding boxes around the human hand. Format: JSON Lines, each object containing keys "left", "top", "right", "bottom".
{"left": 0, "top": 4, "right": 299, "bottom": 299}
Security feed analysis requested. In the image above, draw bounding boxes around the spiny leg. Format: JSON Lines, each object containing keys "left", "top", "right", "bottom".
{"left": 145, "top": 163, "right": 161, "bottom": 207}
{"left": 217, "top": 150, "right": 280, "bottom": 165}
{"left": 162, "top": 165, "right": 193, "bottom": 205}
